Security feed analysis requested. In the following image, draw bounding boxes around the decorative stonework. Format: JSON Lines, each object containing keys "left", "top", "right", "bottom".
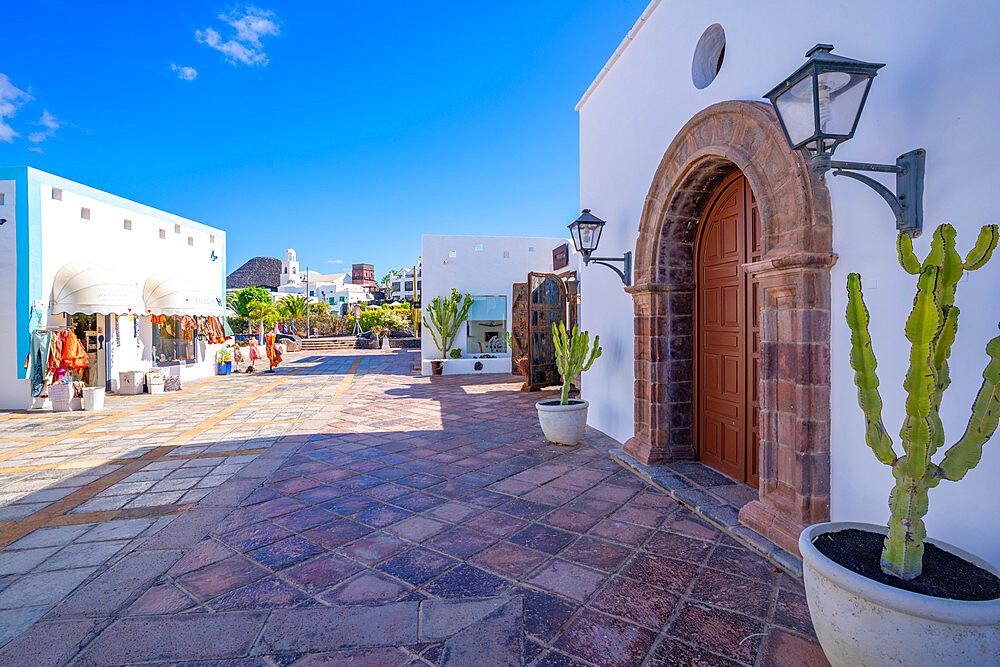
{"left": 624, "top": 100, "right": 835, "bottom": 554}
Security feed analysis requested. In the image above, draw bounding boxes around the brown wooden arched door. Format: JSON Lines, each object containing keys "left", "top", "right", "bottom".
{"left": 695, "top": 171, "right": 760, "bottom": 486}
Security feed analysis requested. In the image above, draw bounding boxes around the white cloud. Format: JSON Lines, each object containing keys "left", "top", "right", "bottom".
{"left": 28, "top": 147, "right": 43, "bottom": 154}
{"left": 328, "top": 259, "right": 343, "bottom": 264}
{"left": 196, "top": 6, "right": 279, "bottom": 66}
{"left": 171, "top": 64, "right": 198, "bottom": 81}
{"left": 0, "top": 73, "right": 32, "bottom": 143}
{"left": 28, "top": 109, "right": 61, "bottom": 143}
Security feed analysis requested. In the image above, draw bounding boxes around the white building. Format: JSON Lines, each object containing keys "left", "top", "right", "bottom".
{"left": 389, "top": 263, "right": 421, "bottom": 303}
{"left": 0, "top": 167, "right": 227, "bottom": 409}
{"left": 576, "top": 0, "right": 1000, "bottom": 565}
{"left": 420, "top": 235, "right": 580, "bottom": 375}
{"left": 276, "top": 261, "right": 373, "bottom": 315}
{"left": 280, "top": 248, "right": 301, "bottom": 285}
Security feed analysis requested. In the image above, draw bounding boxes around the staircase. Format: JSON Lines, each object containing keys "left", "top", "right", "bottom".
{"left": 299, "top": 336, "right": 362, "bottom": 351}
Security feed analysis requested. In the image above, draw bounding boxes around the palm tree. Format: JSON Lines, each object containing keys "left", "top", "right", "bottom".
{"left": 379, "top": 274, "right": 395, "bottom": 303}
{"left": 276, "top": 294, "right": 308, "bottom": 318}
{"left": 247, "top": 300, "right": 280, "bottom": 334}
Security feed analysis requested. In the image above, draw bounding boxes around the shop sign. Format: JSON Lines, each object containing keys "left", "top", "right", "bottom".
{"left": 552, "top": 243, "right": 569, "bottom": 271}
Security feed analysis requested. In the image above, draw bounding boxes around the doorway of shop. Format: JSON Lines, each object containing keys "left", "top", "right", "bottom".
{"left": 694, "top": 171, "right": 761, "bottom": 486}
{"left": 71, "top": 314, "right": 108, "bottom": 389}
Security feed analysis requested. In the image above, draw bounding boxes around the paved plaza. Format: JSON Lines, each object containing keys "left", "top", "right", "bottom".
{"left": 0, "top": 350, "right": 826, "bottom": 666}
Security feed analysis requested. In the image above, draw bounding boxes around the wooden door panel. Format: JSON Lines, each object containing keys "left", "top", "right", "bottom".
{"left": 696, "top": 173, "right": 760, "bottom": 484}
{"left": 747, "top": 187, "right": 762, "bottom": 487}
{"left": 526, "top": 273, "right": 567, "bottom": 390}
{"left": 511, "top": 282, "right": 529, "bottom": 374}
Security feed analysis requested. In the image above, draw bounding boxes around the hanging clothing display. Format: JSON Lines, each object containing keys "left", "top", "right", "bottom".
{"left": 24, "top": 330, "right": 52, "bottom": 397}
{"left": 27, "top": 328, "right": 90, "bottom": 390}
{"left": 195, "top": 316, "right": 226, "bottom": 344}
{"left": 60, "top": 331, "right": 89, "bottom": 372}
{"left": 265, "top": 331, "right": 282, "bottom": 371}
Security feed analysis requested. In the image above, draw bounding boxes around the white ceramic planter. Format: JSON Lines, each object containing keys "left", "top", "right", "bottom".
{"left": 536, "top": 399, "right": 588, "bottom": 445}
{"left": 800, "top": 521, "right": 1000, "bottom": 667}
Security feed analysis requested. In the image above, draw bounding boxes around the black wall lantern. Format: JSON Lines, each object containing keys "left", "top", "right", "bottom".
{"left": 568, "top": 209, "right": 632, "bottom": 286}
{"left": 764, "top": 44, "right": 925, "bottom": 236}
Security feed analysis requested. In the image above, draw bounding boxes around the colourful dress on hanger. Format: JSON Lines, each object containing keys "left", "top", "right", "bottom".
{"left": 265, "top": 332, "right": 282, "bottom": 370}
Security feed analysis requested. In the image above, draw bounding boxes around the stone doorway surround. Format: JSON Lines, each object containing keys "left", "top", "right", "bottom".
{"left": 623, "top": 100, "right": 836, "bottom": 555}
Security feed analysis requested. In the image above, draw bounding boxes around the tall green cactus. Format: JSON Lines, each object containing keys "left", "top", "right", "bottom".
{"left": 847, "top": 222, "right": 1000, "bottom": 580}
{"left": 425, "top": 289, "right": 474, "bottom": 359}
{"left": 552, "top": 322, "right": 602, "bottom": 405}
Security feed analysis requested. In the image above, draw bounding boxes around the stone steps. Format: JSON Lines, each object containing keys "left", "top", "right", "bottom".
{"left": 299, "top": 337, "right": 361, "bottom": 350}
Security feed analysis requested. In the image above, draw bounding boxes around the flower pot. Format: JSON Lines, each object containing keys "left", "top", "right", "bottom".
{"left": 800, "top": 521, "right": 1000, "bottom": 666}
{"left": 217, "top": 361, "right": 232, "bottom": 375}
{"left": 535, "top": 399, "right": 588, "bottom": 446}
{"left": 430, "top": 360, "right": 444, "bottom": 376}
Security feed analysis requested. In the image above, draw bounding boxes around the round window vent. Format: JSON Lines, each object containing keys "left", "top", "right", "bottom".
{"left": 692, "top": 23, "right": 726, "bottom": 89}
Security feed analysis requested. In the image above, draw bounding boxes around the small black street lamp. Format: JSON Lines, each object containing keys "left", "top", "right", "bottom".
{"left": 568, "top": 209, "right": 632, "bottom": 286}
{"left": 764, "top": 44, "right": 925, "bottom": 236}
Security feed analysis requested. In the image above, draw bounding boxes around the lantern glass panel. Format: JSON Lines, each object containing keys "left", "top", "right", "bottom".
{"left": 774, "top": 76, "right": 816, "bottom": 148}
{"left": 817, "top": 71, "right": 870, "bottom": 136}
{"left": 576, "top": 222, "right": 602, "bottom": 253}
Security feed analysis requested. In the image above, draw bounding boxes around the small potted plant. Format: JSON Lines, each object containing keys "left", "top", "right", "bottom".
{"left": 215, "top": 347, "right": 233, "bottom": 376}
{"left": 800, "top": 224, "right": 1000, "bottom": 666}
{"left": 425, "top": 289, "right": 473, "bottom": 376}
{"left": 536, "top": 322, "right": 601, "bottom": 445}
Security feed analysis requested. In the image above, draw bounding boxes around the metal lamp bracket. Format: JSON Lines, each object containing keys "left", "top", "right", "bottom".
{"left": 583, "top": 251, "right": 632, "bottom": 287}
{"left": 811, "top": 149, "right": 925, "bottom": 237}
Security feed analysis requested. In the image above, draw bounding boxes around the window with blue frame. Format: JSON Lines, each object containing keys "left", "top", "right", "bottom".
{"left": 466, "top": 295, "right": 507, "bottom": 354}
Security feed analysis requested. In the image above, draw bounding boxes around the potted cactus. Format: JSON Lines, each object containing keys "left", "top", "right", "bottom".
{"left": 536, "top": 322, "right": 601, "bottom": 445}
{"left": 800, "top": 224, "right": 1000, "bottom": 666}
{"left": 425, "top": 289, "right": 473, "bottom": 376}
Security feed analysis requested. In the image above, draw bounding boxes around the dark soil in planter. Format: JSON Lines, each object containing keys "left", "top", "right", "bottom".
{"left": 814, "top": 528, "right": 1000, "bottom": 601}
{"left": 538, "top": 399, "right": 585, "bottom": 407}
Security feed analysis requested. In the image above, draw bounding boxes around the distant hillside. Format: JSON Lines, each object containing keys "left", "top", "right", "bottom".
{"left": 226, "top": 256, "right": 281, "bottom": 291}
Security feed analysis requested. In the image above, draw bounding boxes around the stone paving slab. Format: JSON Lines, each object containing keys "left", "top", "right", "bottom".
{"left": 0, "top": 350, "right": 830, "bottom": 665}
{"left": 611, "top": 447, "right": 805, "bottom": 579}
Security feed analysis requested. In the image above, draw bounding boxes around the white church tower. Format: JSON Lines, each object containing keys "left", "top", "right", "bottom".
{"left": 281, "top": 248, "right": 301, "bottom": 285}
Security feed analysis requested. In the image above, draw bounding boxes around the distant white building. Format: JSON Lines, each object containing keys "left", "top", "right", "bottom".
{"left": 280, "top": 249, "right": 301, "bottom": 285}
{"left": 276, "top": 253, "right": 374, "bottom": 315}
{"left": 389, "top": 261, "right": 421, "bottom": 303}
{"left": 419, "top": 235, "right": 580, "bottom": 375}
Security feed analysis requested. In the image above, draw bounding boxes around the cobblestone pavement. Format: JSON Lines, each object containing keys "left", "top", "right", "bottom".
{"left": 0, "top": 350, "right": 828, "bottom": 666}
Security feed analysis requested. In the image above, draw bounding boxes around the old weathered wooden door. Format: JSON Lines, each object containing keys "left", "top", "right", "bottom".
{"left": 510, "top": 282, "right": 529, "bottom": 375}
{"left": 526, "top": 272, "right": 566, "bottom": 390}
{"left": 695, "top": 172, "right": 760, "bottom": 486}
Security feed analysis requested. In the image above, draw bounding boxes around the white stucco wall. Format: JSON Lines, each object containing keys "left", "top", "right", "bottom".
{"left": 578, "top": 0, "right": 1000, "bottom": 564}
{"left": 1, "top": 169, "right": 227, "bottom": 408}
{"left": 420, "top": 235, "right": 580, "bottom": 364}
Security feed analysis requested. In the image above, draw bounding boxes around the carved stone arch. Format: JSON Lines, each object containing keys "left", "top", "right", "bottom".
{"left": 624, "top": 100, "right": 836, "bottom": 553}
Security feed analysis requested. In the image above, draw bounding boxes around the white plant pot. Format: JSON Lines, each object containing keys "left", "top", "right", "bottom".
{"left": 535, "top": 399, "right": 588, "bottom": 446}
{"left": 800, "top": 521, "right": 1000, "bottom": 667}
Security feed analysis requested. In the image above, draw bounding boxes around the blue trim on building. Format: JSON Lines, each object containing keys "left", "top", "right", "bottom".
{"left": 0, "top": 166, "right": 31, "bottom": 379}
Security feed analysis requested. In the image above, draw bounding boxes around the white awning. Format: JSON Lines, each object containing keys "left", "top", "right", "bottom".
{"left": 142, "top": 274, "right": 222, "bottom": 316}
{"left": 50, "top": 263, "right": 143, "bottom": 316}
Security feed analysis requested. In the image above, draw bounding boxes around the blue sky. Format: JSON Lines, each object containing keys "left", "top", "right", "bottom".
{"left": 0, "top": 1, "right": 649, "bottom": 276}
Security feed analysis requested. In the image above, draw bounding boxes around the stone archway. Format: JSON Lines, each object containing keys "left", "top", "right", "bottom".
{"left": 624, "top": 100, "right": 835, "bottom": 552}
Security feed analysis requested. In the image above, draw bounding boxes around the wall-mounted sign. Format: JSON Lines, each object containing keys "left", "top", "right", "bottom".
{"left": 552, "top": 243, "right": 569, "bottom": 271}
